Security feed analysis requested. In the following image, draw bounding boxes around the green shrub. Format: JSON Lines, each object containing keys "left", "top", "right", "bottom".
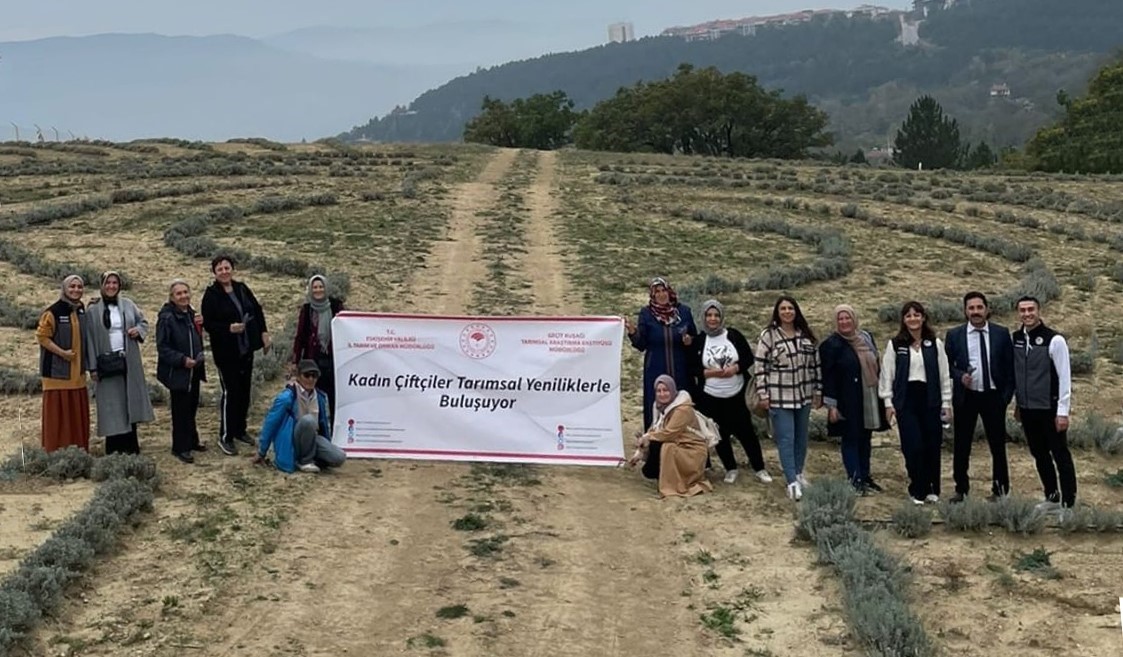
{"left": 796, "top": 478, "right": 857, "bottom": 541}
{"left": 988, "top": 495, "right": 1046, "bottom": 535}
{"left": 90, "top": 453, "right": 159, "bottom": 486}
{"left": 940, "top": 496, "right": 991, "bottom": 532}
{"left": 891, "top": 502, "right": 933, "bottom": 538}
{"left": 43, "top": 446, "right": 93, "bottom": 480}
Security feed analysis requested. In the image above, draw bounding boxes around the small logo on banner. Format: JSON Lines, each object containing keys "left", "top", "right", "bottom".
{"left": 347, "top": 418, "right": 355, "bottom": 444}
{"left": 459, "top": 323, "right": 497, "bottom": 360}
{"left": 556, "top": 425, "right": 566, "bottom": 451}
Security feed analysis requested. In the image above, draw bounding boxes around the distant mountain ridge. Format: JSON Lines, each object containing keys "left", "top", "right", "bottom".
{"left": 340, "top": 0, "right": 1121, "bottom": 151}
{"left": 0, "top": 33, "right": 458, "bottom": 142}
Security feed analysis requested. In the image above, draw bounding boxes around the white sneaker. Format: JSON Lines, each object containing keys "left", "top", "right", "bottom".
{"left": 796, "top": 473, "right": 810, "bottom": 486}
{"left": 723, "top": 469, "right": 740, "bottom": 484}
{"left": 910, "top": 496, "right": 925, "bottom": 506}
{"left": 925, "top": 494, "right": 939, "bottom": 504}
{"left": 1034, "top": 500, "right": 1060, "bottom": 514}
{"left": 787, "top": 482, "right": 803, "bottom": 501}
{"left": 754, "top": 469, "right": 773, "bottom": 484}
{"left": 298, "top": 462, "right": 321, "bottom": 473}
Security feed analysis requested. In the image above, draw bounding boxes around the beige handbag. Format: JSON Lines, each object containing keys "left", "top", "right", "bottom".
{"left": 744, "top": 375, "right": 768, "bottom": 419}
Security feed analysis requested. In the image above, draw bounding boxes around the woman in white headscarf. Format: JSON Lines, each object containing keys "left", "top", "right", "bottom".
{"left": 291, "top": 274, "right": 345, "bottom": 417}
{"left": 85, "top": 271, "right": 155, "bottom": 454}
{"left": 36, "top": 274, "right": 91, "bottom": 452}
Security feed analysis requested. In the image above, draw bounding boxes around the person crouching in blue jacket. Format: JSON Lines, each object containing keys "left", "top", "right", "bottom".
{"left": 252, "top": 359, "right": 346, "bottom": 473}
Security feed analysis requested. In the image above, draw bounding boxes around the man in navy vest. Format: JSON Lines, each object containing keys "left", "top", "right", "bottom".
{"left": 945, "top": 291, "right": 1014, "bottom": 502}
{"left": 1012, "top": 296, "right": 1075, "bottom": 511}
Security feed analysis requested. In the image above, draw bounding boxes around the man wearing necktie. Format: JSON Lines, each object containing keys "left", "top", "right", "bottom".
{"left": 944, "top": 292, "right": 1015, "bottom": 502}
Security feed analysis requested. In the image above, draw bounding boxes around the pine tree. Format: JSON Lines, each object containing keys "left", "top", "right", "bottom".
{"left": 893, "top": 95, "right": 962, "bottom": 170}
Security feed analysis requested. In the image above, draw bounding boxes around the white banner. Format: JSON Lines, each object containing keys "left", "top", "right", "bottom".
{"left": 330, "top": 312, "right": 625, "bottom": 466}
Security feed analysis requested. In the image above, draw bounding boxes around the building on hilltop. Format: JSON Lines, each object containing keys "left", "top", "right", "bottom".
{"left": 662, "top": 6, "right": 896, "bottom": 41}
{"left": 608, "top": 22, "right": 635, "bottom": 43}
{"left": 990, "top": 83, "right": 1011, "bottom": 97}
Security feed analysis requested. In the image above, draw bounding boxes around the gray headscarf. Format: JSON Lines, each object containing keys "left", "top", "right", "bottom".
{"left": 60, "top": 274, "right": 84, "bottom": 307}
{"left": 701, "top": 299, "right": 725, "bottom": 337}
{"left": 653, "top": 374, "right": 679, "bottom": 413}
{"left": 307, "top": 274, "right": 332, "bottom": 350}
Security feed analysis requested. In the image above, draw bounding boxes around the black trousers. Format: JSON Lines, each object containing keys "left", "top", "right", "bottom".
{"left": 897, "top": 383, "right": 943, "bottom": 500}
{"left": 170, "top": 384, "right": 202, "bottom": 455}
{"left": 641, "top": 441, "right": 664, "bottom": 480}
{"left": 316, "top": 355, "right": 336, "bottom": 420}
{"left": 696, "top": 390, "right": 765, "bottom": 472}
{"left": 106, "top": 424, "right": 139, "bottom": 455}
{"left": 217, "top": 353, "right": 254, "bottom": 442}
{"left": 1020, "top": 408, "right": 1077, "bottom": 508}
{"left": 952, "top": 389, "right": 1009, "bottom": 496}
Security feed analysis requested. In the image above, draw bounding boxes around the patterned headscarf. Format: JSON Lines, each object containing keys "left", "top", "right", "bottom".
{"left": 647, "top": 277, "right": 680, "bottom": 325}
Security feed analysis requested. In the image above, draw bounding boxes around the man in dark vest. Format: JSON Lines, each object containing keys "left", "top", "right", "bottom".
{"left": 945, "top": 291, "right": 1015, "bottom": 503}
{"left": 1012, "top": 296, "right": 1076, "bottom": 511}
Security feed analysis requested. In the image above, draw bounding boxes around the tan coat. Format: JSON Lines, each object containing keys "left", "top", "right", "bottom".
{"left": 646, "top": 392, "right": 712, "bottom": 498}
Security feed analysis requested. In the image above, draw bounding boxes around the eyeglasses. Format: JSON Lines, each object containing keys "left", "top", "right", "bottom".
{"left": 300, "top": 372, "right": 320, "bottom": 380}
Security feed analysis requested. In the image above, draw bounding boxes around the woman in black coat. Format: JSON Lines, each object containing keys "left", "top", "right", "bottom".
{"left": 819, "top": 304, "right": 887, "bottom": 493}
{"left": 156, "top": 280, "right": 208, "bottom": 464}
{"left": 689, "top": 299, "right": 772, "bottom": 485}
{"left": 200, "top": 254, "right": 270, "bottom": 455}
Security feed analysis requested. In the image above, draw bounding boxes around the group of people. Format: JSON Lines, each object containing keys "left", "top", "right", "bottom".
{"left": 34, "top": 255, "right": 347, "bottom": 473}
{"left": 626, "top": 277, "right": 1078, "bottom": 512}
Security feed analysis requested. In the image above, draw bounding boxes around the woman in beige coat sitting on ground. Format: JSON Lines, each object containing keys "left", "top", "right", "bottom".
{"left": 631, "top": 374, "right": 713, "bottom": 498}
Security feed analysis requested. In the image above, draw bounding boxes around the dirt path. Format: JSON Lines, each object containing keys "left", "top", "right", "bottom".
{"left": 411, "top": 148, "right": 518, "bottom": 314}
{"left": 523, "top": 150, "right": 576, "bottom": 315}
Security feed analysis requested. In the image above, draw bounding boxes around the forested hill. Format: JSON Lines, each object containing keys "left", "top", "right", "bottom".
{"left": 340, "top": 0, "right": 1122, "bottom": 151}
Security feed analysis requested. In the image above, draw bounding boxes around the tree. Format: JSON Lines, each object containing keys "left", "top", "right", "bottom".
{"left": 572, "top": 64, "right": 831, "bottom": 158}
{"left": 462, "top": 96, "right": 519, "bottom": 147}
{"left": 462, "top": 91, "right": 578, "bottom": 149}
{"left": 961, "top": 141, "right": 997, "bottom": 169}
{"left": 850, "top": 148, "right": 868, "bottom": 164}
{"left": 1026, "top": 58, "right": 1123, "bottom": 173}
{"left": 894, "top": 95, "right": 962, "bottom": 170}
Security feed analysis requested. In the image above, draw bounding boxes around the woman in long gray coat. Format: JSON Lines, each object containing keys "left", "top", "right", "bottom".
{"left": 85, "top": 271, "right": 155, "bottom": 454}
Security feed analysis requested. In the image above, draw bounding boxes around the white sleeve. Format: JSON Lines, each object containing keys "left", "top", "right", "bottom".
{"left": 936, "top": 338, "right": 952, "bottom": 407}
{"left": 1049, "top": 335, "right": 1072, "bottom": 416}
{"left": 878, "top": 340, "right": 895, "bottom": 402}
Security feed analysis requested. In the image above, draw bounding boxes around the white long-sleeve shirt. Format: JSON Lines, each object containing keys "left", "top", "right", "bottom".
{"left": 878, "top": 338, "right": 952, "bottom": 408}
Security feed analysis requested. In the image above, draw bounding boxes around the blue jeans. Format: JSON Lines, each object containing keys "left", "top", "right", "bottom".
{"left": 294, "top": 415, "right": 347, "bottom": 468}
{"left": 769, "top": 405, "right": 811, "bottom": 484}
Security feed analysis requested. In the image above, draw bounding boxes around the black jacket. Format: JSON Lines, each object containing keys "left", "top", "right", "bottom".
{"left": 156, "top": 302, "right": 207, "bottom": 392}
{"left": 200, "top": 279, "right": 267, "bottom": 364}
{"left": 945, "top": 322, "right": 1015, "bottom": 407}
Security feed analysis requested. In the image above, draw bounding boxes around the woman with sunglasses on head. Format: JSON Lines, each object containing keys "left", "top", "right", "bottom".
{"left": 878, "top": 301, "right": 953, "bottom": 505}
{"left": 201, "top": 253, "right": 271, "bottom": 456}
{"left": 85, "top": 271, "right": 155, "bottom": 455}
{"left": 753, "top": 295, "right": 822, "bottom": 501}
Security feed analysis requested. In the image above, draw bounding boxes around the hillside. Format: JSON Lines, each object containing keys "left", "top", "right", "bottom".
{"left": 341, "top": 0, "right": 1121, "bottom": 151}
{"left": 0, "top": 34, "right": 449, "bottom": 142}
{"left": 2, "top": 141, "right": 1123, "bottom": 657}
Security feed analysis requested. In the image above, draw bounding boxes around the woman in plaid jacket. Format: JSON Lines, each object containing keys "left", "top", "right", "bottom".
{"left": 753, "top": 296, "right": 822, "bottom": 501}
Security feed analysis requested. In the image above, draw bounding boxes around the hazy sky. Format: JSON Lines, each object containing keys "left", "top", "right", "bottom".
{"left": 2, "top": 1, "right": 912, "bottom": 42}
